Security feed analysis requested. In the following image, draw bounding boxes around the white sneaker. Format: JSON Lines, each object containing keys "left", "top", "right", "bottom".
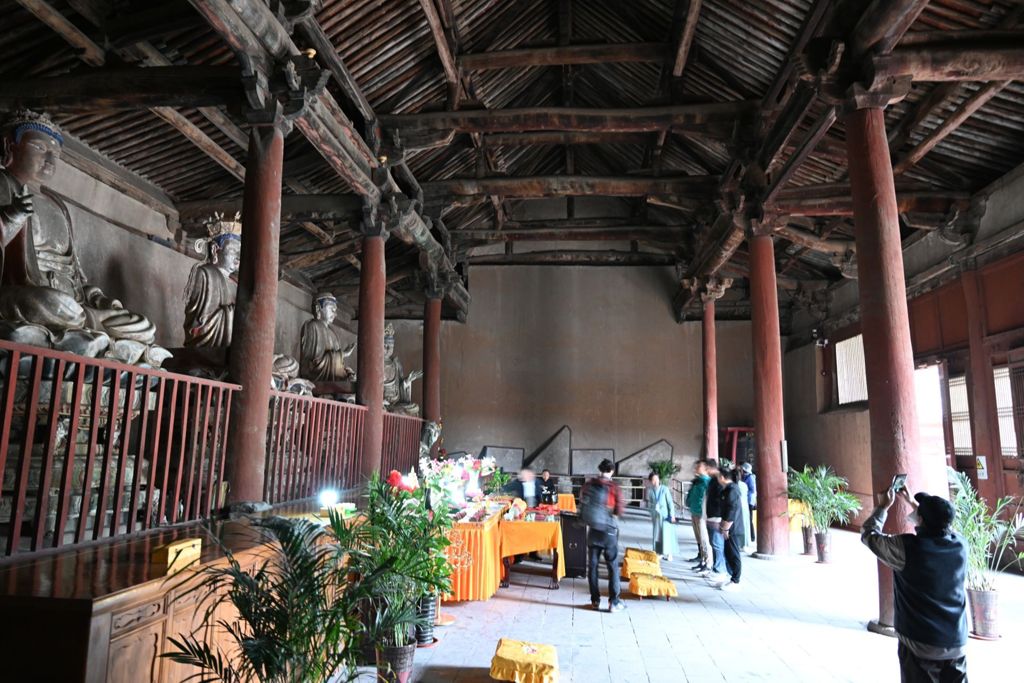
{"left": 718, "top": 581, "right": 741, "bottom": 592}
{"left": 705, "top": 572, "right": 727, "bottom": 584}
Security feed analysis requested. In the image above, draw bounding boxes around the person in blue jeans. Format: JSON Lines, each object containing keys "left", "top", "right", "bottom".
{"left": 698, "top": 459, "right": 726, "bottom": 577}
{"left": 581, "top": 459, "right": 626, "bottom": 612}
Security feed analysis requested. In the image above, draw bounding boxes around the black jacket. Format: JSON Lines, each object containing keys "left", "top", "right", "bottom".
{"left": 506, "top": 479, "right": 542, "bottom": 507}
{"left": 705, "top": 475, "right": 722, "bottom": 518}
{"left": 539, "top": 477, "right": 558, "bottom": 504}
{"left": 719, "top": 482, "right": 745, "bottom": 535}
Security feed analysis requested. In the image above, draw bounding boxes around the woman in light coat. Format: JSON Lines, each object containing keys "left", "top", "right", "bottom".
{"left": 645, "top": 473, "right": 679, "bottom": 561}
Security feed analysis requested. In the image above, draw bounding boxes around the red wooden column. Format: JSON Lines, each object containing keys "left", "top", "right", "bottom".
{"left": 703, "top": 295, "right": 719, "bottom": 460}
{"left": 700, "top": 277, "right": 730, "bottom": 460}
{"left": 961, "top": 267, "right": 1005, "bottom": 502}
{"left": 423, "top": 294, "right": 443, "bottom": 427}
{"left": 357, "top": 216, "right": 387, "bottom": 481}
{"left": 749, "top": 231, "right": 789, "bottom": 557}
{"left": 846, "top": 106, "right": 931, "bottom": 630}
{"left": 225, "top": 125, "right": 284, "bottom": 504}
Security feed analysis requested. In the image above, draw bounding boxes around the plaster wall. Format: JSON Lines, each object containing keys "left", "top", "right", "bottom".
{"left": 392, "top": 266, "right": 755, "bottom": 473}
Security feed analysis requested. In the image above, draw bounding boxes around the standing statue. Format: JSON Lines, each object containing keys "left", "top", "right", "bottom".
{"left": 382, "top": 321, "right": 423, "bottom": 416}
{"left": 183, "top": 213, "right": 241, "bottom": 348}
{"left": 0, "top": 110, "right": 167, "bottom": 366}
{"left": 419, "top": 420, "right": 441, "bottom": 460}
{"left": 300, "top": 292, "right": 356, "bottom": 382}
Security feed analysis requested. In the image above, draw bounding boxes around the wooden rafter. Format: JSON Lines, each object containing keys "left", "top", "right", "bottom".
{"left": 422, "top": 174, "right": 718, "bottom": 198}
{"left": 14, "top": 0, "right": 104, "bottom": 66}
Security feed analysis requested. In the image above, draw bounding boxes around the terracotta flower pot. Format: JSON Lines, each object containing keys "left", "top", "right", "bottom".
{"left": 814, "top": 531, "right": 831, "bottom": 563}
{"left": 967, "top": 588, "right": 1000, "bottom": 640}
{"left": 376, "top": 642, "right": 417, "bottom": 683}
{"left": 801, "top": 525, "right": 815, "bottom": 555}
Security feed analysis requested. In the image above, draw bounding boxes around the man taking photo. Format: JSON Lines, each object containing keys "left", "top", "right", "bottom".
{"left": 861, "top": 484, "right": 968, "bottom": 682}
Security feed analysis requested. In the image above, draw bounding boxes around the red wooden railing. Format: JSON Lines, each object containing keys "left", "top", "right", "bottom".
{"left": 264, "top": 392, "right": 366, "bottom": 504}
{"left": 382, "top": 412, "right": 424, "bottom": 475}
{"left": 0, "top": 340, "right": 239, "bottom": 557}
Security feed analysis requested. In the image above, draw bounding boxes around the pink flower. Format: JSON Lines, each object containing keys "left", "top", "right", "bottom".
{"left": 461, "top": 470, "right": 470, "bottom": 481}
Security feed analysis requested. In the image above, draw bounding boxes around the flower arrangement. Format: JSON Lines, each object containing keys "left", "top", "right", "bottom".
{"left": 386, "top": 469, "right": 419, "bottom": 493}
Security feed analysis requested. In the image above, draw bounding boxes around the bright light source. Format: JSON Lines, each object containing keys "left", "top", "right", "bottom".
{"left": 318, "top": 489, "right": 340, "bottom": 508}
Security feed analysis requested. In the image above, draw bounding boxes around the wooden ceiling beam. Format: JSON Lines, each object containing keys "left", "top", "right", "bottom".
{"left": 770, "top": 191, "right": 968, "bottom": 217}
{"left": 0, "top": 66, "right": 241, "bottom": 111}
{"left": 295, "top": 17, "right": 376, "bottom": 127}
{"left": 452, "top": 226, "right": 687, "bottom": 242}
{"left": 671, "top": 0, "right": 702, "bottom": 77}
{"left": 422, "top": 174, "right": 718, "bottom": 198}
{"left": 14, "top": 0, "right": 105, "bottom": 66}
{"left": 892, "top": 80, "right": 1011, "bottom": 176}
{"left": 468, "top": 250, "right": 676, "bottom": 266}
{"left": 484, "top": 131, "right": 653, "bottom": 146}
{"left": 870, "top": 41, "right": 1024, "bottom": 82}
{"left": 178, "top": 194, "right": 364, "bottom": 224}
{"left": 417, "top": 0, "right": 462, "bottom": 105}
{"left": 458, "top": 42, "right": 670, "bottom": 70}
{"left": 380, "top": 102, "right": 752, "bottom": 135}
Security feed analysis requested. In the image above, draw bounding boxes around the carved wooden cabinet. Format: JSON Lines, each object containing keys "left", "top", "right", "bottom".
{"left": 0, "top": 519, "right": 265, "bottom": 682}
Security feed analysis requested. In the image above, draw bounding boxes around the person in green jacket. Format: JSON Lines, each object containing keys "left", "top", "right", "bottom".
{"left": 685, "top": 461, "right": 712, "bottom": 571}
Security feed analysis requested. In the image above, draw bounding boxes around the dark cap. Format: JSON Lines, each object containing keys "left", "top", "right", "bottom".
{"left": 914, "top": 492, "right": 955, "bottom": 531}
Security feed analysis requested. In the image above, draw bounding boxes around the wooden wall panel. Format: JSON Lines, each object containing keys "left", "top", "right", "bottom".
{"left": 937, "top": 281, "right": 968, "bottom": 348}
{"left": 981, "top": 252, "right": 1024, "bottom": 335}
{"left": 909, "top": 293, "right": 942, "bottom": 354}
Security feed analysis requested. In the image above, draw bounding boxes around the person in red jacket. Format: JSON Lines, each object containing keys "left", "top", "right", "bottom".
{"left": 580, "top": 459, "right": 626, "bottom": 612}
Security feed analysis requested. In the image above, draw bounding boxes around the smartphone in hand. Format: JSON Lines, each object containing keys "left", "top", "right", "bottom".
{"left": 890, "top": 473, "right": 908, "bottom": 493}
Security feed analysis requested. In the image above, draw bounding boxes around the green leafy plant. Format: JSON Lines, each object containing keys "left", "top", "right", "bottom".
{"left": 795, "top": 466, "right": 862, "bottom": 533}
{"left": 344, "top": 473, "right": 453, "bottom": 649}
{"left": 787, "top": 466, "right": 815, "bottom": 528}
{"left": 649, "top": 459, "right": 681, "bottom": 481}
{"left": 161, "top": 516, "right": 366, "bottom": 683}
{"left": 486, "top": 468, "right": 512, "bottom": 496}
{"left": 947, "top": 467, "right": 1024, "bottom": 592}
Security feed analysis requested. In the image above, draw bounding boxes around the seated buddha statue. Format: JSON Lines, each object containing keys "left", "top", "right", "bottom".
{"left": 382, "top": 321, "right": 422, "bottom": 416}
{"left": 0, "top": 110, "right": 166, "bottom": 366}
{"left": 300, "top": 292, "right": 356, "bottom": 382}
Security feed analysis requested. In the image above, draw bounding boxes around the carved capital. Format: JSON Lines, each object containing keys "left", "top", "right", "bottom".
{"left": 241, "top": 52, "right": 329, "bottom": 127}
{"left": 799, "top": 37, "right": 911, "bottom": 112}
{"left": 701, "top": 276, "right": 734, "bottom": 303}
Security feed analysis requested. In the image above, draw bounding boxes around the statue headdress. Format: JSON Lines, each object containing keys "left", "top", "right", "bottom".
{"left": 193, "top": 212, "right": 242, "bottom": 255}
{"left": 5, "top": 109, "right": 64, "bottom": 146}
{"left": 384, "top": 322, "right": 396, "bottom": 341}
{"left": 315, "top": 291, "right": 337, "bottom": 305}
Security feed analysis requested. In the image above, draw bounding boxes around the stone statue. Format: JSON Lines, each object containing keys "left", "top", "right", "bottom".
{"left": 0, "top": 110, "right": 167, "bottom": 366}
{"left": 183, "top": 213, "right": 241, "bottom": 348}
{"left": 419, "top": 420, "right": 441, "bottom": 460}
{"left": 382, "top": 321, "right": 422, "bottom": 416}
{"left": 271, "top": 354, "right": 314, "bottom": 396}
{"left": 300, "top": 292, "right": 356, "bottom": 382}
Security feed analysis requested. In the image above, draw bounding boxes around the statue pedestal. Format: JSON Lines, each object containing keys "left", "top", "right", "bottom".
{"left": 162, "top": 347, "right": 229, "bottom": 379}
{"left": 311, "top": 380, "right": 357, "bottom": 401}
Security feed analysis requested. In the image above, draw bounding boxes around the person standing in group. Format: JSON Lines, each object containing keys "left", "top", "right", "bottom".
{"left": 580, "top": 459, "right": 626, "bottom": 612}
{"left": 686, "top": 461, "right": 712, "bottom": 571}
{"left": 862, "top": 486, "right": 968, "bottom": 682}
{"left": 741, "top": 462, "right": 757, "bottom": 544}
{"left": 714, "top": 466, "right": 745, "bottom": 591}
{"left": 731, "top": 467, "right": 751, "bottom": 552}
{"left": 700, "top": 459, "right": 726, "bottom": 578}
{"left": 645, "top": 472, "right": 678, "bottom": 561}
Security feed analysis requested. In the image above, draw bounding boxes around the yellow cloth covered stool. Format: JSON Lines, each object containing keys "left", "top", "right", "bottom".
{"left": 629, "top": 573, "right": 678, "bottom": 599}
{"left": 490, "top": 638, "right": 559, "bottom": 683}
{"left": 624, "top": 547, "right": 658, "bottom": 562}
{"left": 614, "top": 557, "right": 663, "bottom": 577}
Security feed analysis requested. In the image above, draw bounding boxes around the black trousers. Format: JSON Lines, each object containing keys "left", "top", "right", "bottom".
{"left": 749, "top": 505, "right": 756, "bottom": 542}
{"left": 724, "top": 530, "right": 742, "bottom": 583}
{"left": 898, "top": 643, "right": 967, "bottom": 683}
{"left": 587, "top": 528, "right": 621, "bottom": 603}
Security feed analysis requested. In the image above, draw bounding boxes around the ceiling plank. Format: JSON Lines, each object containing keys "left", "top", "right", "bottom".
{"left": 459, "top": 42, "right": 670, "bottom": 70}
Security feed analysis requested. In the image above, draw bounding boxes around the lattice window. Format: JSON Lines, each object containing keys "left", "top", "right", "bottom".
{"left": 994, "top": 366, "right": 1022, "bottom": 457}
{"left": 947, "top": 375, "right": 973, "bottom": 457}
{"left": 836, "top": 334, "right": 868, "bottom": 404}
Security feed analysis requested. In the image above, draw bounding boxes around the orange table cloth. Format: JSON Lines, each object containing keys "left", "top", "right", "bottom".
{"left": 490, "top": 638, "right": 560, "bottom": 683}
{"left": 556, "top": 493, "right": 577, "bottom": 513}
{"left": 444, "top": 513, "right": 502, "bottom": 602}
{"left": 499, "top": 519, "right": 566, "bottom": 579}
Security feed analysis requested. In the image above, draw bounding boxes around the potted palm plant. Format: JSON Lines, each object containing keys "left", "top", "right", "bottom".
{"left": 947, "top": 467, "right": 1024, "bottom": 639}
{"left": 800, "top": 466, "right": 862, "bottom": 563}
{"left": 649, "top": 459, "right": 681, "bottom": 482}
{"left": 162, "top": 516, "right": 367, "bottom": 683}
{"left": 346, "top": 473, "right": 452, "bottom": 682}
{"left": 787, "top": 466, "right": 817, "bottom": 555}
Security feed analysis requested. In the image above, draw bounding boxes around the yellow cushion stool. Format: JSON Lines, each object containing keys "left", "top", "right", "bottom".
{"left": 624, "top": 547, "right": 659, "bottom": 562}
{"left": 620, "top": 549, "right": 662, "bottom": 579}
{"left": 629, "top": 572, "right": 678, "bottom": 600}
{"left": 490, "top": 638, "right": 559, "bottom": 683}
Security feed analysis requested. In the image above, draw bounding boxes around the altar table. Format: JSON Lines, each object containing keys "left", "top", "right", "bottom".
{"left": 499, "top": 519, "right": 566, "bottom": 588}
{"left": 445, "top": 512, "right": 502, "bottom": 602}
{"left": 556, "top": 493, "right": 577, "bottom": 513}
